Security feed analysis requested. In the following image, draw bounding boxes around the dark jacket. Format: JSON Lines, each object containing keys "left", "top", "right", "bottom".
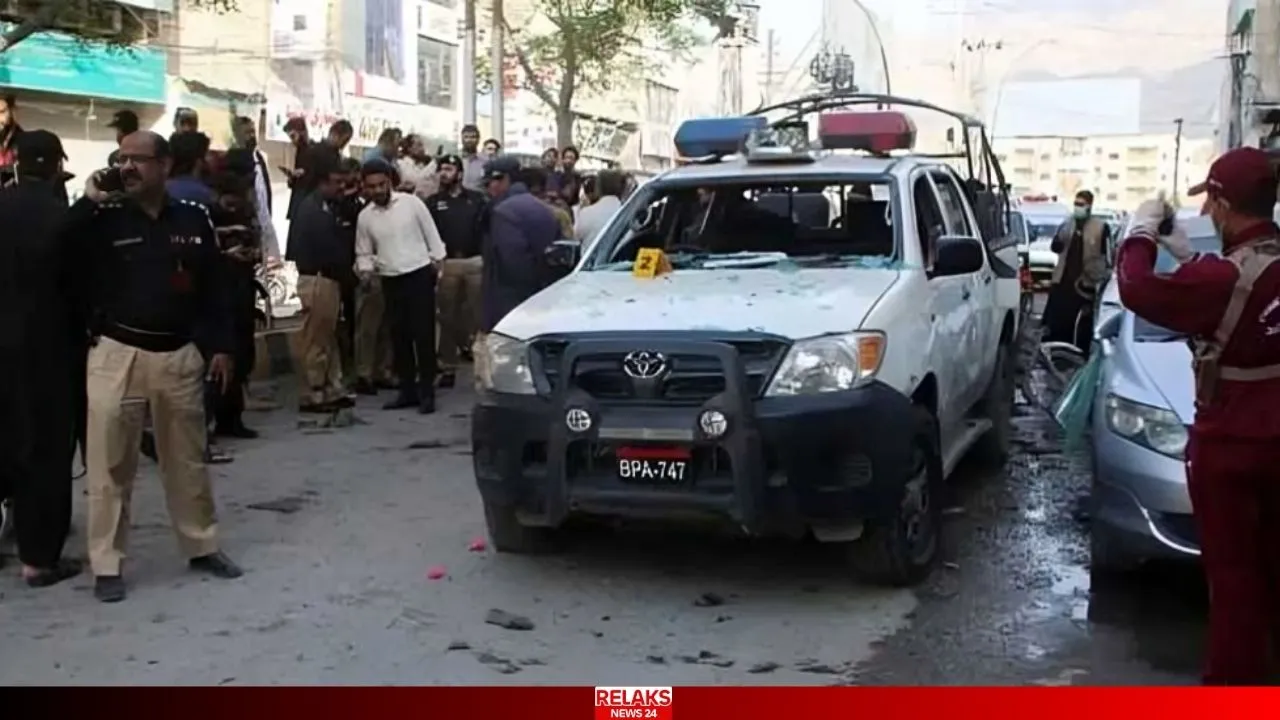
{"left": 481, "top": 182, "right": 561, "bottom": 332}
{"left": 166, "top": 176, "right": 216, "bottom": 207}
{"left": 425, "top": 186, "right": 486, "bottom": 259}
{"left": 0, "top": 179, "right": 73, "bottom": 350}
{"left": 62, "top": 195, "right": 232, "bottom": 355}
{"left": 286, "top": 191, "right": 355, "bottom": 280}
{"left": 286, "top": 140, "right": 338, "bottom": 220}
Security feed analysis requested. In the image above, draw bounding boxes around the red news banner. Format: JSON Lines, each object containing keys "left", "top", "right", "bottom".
{"left": 28, "top": 686, "right": 1280, "bottom": 719}
{"left": 596, "top": 687, "right": 674, "bottom": 720}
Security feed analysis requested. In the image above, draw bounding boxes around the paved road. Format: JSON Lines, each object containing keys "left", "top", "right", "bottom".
{"left": 0, "top": 377, "right": 1206, "bottom": 685}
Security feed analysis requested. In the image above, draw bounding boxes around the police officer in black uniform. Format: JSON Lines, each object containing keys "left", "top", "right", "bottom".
{"left": 67, "top": 130, "right": 242, "bottom": 603}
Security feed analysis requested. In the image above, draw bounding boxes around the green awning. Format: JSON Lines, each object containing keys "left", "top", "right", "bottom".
{"left": 1233, "top": 7, "right": 1254, "bottom": 38}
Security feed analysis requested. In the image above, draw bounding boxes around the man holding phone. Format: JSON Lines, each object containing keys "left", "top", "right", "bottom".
{"left": 1116, "top": 146, "right": 1280, "bottom": 684}
{"left": 66, "top": 131, "right": 243, "bottom": 603}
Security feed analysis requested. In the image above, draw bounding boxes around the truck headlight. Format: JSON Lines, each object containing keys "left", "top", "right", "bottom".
{"left": 764, "top": 332, "right": 885, "bottom": 397}
{"left": 479, "top": 333, "right": 536, "bottom": 395}
{"left": 1103, "top": 394, "right": 1187, "bottom": 459}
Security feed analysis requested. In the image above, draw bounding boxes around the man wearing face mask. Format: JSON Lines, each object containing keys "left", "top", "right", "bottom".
{"left": 1116, "top": 146, "right": 1280, "bottom": 685}
{"left": 1042, "top": 189, "right": 1111, "bottom": 350}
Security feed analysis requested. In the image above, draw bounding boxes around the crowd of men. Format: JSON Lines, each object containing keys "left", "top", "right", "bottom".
{"left": 0, "top": 93, "right": 636, "bottom": 603}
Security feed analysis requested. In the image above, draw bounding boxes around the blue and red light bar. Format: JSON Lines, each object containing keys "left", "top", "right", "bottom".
{"left": 674, "top": 116, "right": 768, "bottom": 159}
{"left": 818, "top": 111, "right": 916, "bottom": 153}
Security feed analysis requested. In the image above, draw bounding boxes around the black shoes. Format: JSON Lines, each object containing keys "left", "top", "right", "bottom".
{"left": 214, "top": 423, "right": 259, "bottom": 440}
{"left": 190, "top": 551, "right": 244, "bottom": 579}
{"left": 437, "top": 372, "right": 456, "bottom": 389}
{"left": 418, "top": 396, "right": 436, "bottom": 415}
{"left": 94, "top": 552, "right": 242, "bottom": 603}
{"left": 383, "top": 394, "right": 419, "bottom": 410}
{"left": 94, "top": 575, "right": 126, "bottom": 603}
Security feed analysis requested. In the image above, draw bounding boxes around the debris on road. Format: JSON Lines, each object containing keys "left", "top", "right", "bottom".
{"left": 748, "top": 662, "right": 781, "bottom": 674}
{"left": 644, "top": 655, "right": 666, "bottom": 664}
{"left": 468, "top": 537, "right": 487, "bottom": 552}
{"left": 796, "top": 660, "right": 846, "bottom": 674}
{"left": 485, "top": 608, "right": 535, "bottom": 631}
{"left": 715, "top": 615, "right": 732, "bottom": 623}
{"left": 406, "top": 439, "right": 455, "bottom": 450}
{"left": 446, "top": 640, "right": 470, "bottom": 651}
{"left": 693, "top": 592, "right": 725, "bottom": 607}
{"left": 426, "top": 566, "right": 448, "bottom": 580}
{"left": 474, "top": 651, "right": 521, "bottom": 674}
{"left": 246, "top": 496, "right": 308, "bottom": 514}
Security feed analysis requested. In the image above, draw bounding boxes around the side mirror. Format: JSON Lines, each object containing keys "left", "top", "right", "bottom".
{"left": 545, "top": 239, "right": 581, "bottom": 269}
{"left": 1094, "top": 310, "right": 1122, "bottom": 341}
{"left": 933, "top": 235, "right": 985, "bottom": 276}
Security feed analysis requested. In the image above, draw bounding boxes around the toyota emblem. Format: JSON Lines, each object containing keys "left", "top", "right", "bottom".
{"left": 622, "top": 351, "right": 669, "bottom": 379}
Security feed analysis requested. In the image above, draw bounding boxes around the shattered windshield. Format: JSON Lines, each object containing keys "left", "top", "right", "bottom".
{"left": 580, "top": 176, "right": 900, "bottom": 271}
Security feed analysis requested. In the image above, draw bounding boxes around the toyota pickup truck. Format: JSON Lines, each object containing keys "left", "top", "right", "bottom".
{"left": 471, "top": 93, "right": 1023, "bottom": 586}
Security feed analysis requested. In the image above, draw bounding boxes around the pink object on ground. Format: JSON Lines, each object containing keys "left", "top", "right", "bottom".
{"left": 426, "top": 566, "right": 447, "bottom": 580}
{"left": 468, "top": 537, "right": 487, "bottom": 552}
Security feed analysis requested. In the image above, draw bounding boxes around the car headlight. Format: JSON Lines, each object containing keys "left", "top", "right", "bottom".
{"left": 479, "top": 333, "right": 535, "bottom": 394}
{"left": 1103, "top": 394, "right": 1187, "bottom": 459}
{"left": 764, "top": 332, "right": 885, "bottom": 397}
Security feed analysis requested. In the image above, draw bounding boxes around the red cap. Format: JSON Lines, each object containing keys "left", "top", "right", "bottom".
{"left": 1188, "top": 147, "right": 1277, "bottom": 210}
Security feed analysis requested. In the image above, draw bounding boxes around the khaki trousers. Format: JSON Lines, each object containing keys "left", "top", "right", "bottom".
{"left": 297, "top": 274, "right": 345, "bottom": 404}
{"left": 437, "top": 256, "right": 483, "bottom": 371}
{"left": 355, "top": 276, "right": 394, "bottom": 383}
{"left": 86, "top": 337, "right": 218, "bottom": 576}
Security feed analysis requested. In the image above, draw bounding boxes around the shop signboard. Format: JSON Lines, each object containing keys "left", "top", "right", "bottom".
{"left": 0, "top": 25, "right": 166, "bottom": 103}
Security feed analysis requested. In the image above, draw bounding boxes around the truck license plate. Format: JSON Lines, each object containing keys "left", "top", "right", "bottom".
{"left": 616, "top": 446, "right": 691, "bottom": 484}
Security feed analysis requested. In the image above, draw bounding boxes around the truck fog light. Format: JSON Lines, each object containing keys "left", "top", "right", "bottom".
{"left": 699, "top": 410, "right": 728, "bottom": 438}
{"left": 565, "top": 408, "right": 592, "bottom": 433}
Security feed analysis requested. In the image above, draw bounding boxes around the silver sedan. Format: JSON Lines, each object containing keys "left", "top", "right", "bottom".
{"left": 1088, "top": 215, "right": 1220, "bottom": 577}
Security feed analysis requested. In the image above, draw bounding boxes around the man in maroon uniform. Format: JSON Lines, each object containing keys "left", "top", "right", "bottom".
{"left": 1115, "top": 146, "right": 1280, "bottom": 684}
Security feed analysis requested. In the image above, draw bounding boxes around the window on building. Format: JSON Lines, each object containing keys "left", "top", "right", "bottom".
{"left": 1039, "top": 173, "right": 1050, "bottom": 180}
{"left": 417, "top": 37, "right": 456, "bottom": 110}
{"left": 1039, "top": 153, "right": 1050, "bottom": 161}
{"left": 366, "top": 0, "right": 406, "bottom": 82}
{"left": 644, "top": 80, "right": 677, "bottom": 124}
{"left": 293, "top": 14, "right": 307, "bottom": 31}
{"left": 1107, "top": 173, "right": 1119, "bottom": 180}
{"left": 1105, "top": 193, "right": 1118, "bottom": 201}
{"left": 1108, "top": 153, "right": 1119, "bottom": 160}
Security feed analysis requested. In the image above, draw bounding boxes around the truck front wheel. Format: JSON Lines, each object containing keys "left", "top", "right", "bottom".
{"left": 846, "top": 407, "right": 942, "bottom": 587}
{"left": 483, "top": 501, "right": 561, "bottom": 554}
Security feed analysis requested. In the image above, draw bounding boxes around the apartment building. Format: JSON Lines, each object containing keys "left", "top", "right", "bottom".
{"left": 264, "top": 0, "right": 461, "bottom": 157}
{"left": 994, "top": 134, "right": 1216, "bottom": 210}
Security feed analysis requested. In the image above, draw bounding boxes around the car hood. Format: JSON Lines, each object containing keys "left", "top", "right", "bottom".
{"left": 1130, "top": 340, "right": 1195, "bottom": 424}
{"left": 495, "top": 268, "right": 902, "bottom": 340}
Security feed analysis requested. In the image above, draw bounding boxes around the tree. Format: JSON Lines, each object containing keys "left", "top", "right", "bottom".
{"left": 0, "top": 0, "right": 238, "bottom": 54}
{"left": 496, "top": 0, "right": 733, "bottom": 149}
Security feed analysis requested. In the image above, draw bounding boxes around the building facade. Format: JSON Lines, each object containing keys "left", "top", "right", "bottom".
{"left": 994, "top": 134, "right": 1215, "bottom": 211}
{"left": 0, "top": 0, "right": 170, "bottom": 180}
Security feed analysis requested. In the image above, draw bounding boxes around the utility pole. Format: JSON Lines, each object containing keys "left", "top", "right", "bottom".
{"left": 764, "top": 28, "right": 775, "bottom": 105}
{"left": 489, "top": 0, "right": 505, "bottom": 145}
{"left": 1172, "top": 117, "right": 1185, "bottom": 197}
{"left": 461, "top": 0, "right": 477, "bottom": 124}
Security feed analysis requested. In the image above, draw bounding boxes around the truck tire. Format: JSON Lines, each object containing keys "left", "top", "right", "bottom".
{"left": 972, "top": 343, "right": 1014, "bottom": 468}
{"left": 483, "top": 501, "right": 560, "bottom": 554}
{"left": 846, "top": 406, "right": 942, "bottom": 587}
{"left": 1089, "top": 523, "right": 1138, "bottom": 589}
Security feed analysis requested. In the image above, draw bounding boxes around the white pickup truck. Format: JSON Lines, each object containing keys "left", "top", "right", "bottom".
{"left": 471, "top": 94, "right": 1023, "bottom": 586}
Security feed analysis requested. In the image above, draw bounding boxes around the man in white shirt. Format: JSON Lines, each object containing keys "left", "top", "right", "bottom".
{"left": 355, "top": 160, "right": 447, "bottom": 414}
{"left": 396, "top": 133, "right": 437, "bottom": 201}
{"left": 232, "top": 116, "right": 281, "bottom": 263}
{"left": 574, "top": 170, "right": 625, "bottom": 244}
